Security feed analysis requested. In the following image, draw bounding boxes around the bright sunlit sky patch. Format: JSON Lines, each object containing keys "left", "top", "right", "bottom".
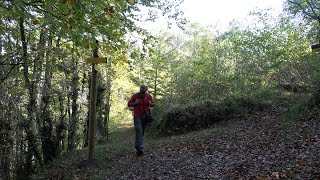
{"left": 142, "top": 0, "right": 286, "bottom": 34}
{"left": 182, "top": 0, "right": 285, "bottom": 25}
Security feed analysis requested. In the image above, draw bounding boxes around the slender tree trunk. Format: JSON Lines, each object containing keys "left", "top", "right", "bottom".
{"left": 56, "top": 91, "right": 66, "bottom": 154}
{"left": 15, "top": 109, "right": 24, "bottom": 179}
{"left": 83, "top": 72, "right": 90, "bottom": 148}
{"left": 97, "top": 74, "right": 106, "bottom": 139}
{"left": 0, "top": 87, "right": 11, "bottom": 180}
{"left": 0, "top": 35, "right": 2, "bottom": 54}
{"left": 53, "top": 36, "right": 67, "bottom": 154}
{"left": 39, "top": 35, "right": 56, "bottom": 164}
{"left": 68, "top": 50, "right": 79, "bottom": 151}
{"left": 2, "top": 132, "right": 11, "bottom": 180}
{"left": 34, "top": 30, "right": 46, "bottom": 131}
{"left": 15, "top": 126, "right": 24, "bottom": 179}
{"left": 154, "top": 68, "right": 158, "bottom": 99}
{"left": 66, "top": 88, "right": 71, "bottom": 147}
{"left": 19, "top": 17, "right": 43, "bottom": 175}
{"left": 104, "top": 60, "right": 112, "bottom": 140}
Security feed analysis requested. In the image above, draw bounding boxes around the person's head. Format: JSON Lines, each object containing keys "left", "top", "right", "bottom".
{"left": 140, "top": 84, "right": 148, "bottom": 93}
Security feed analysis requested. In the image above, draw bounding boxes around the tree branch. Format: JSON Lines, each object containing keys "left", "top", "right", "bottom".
{"left": 305, "top": 0, "right": 320, "bottom": 23}
{"left": 22, "top": 1, "right": 69, "bottom": 23}
{"left": 0, "top": 62, "right": 29, "bottom": 66}
{"left": 309, "top": 0, "right": 320, "bottom": 11}
{"left": 288, "top": 0, "right": 319, "bottom": 19}
{"left": 23, "top": 0, "right": 45, "bottom": 6}
{"left": 0, "top": 65, "right": 17, "bottom": 84}
{"left": 309, "top": 0, "right": 320, "bottom": 23}
{"left": 0, "top": 52, "right": 20, "bottom": 65}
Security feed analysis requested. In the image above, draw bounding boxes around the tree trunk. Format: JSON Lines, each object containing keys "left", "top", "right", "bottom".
{"left": 83, "top": 72, "right": 90, "bottom": 148}
{"left": 104, "top": 60, "right": 112, "bottom": 140}
{"left": 56, "top": 91, "right": 67, "bottom": 154}
{"left": 54, "top": 36, "right": 67, "bottom": 154}
{"left": 15, "top": 109, "right": 24, "bottom": 179}
{"left": 0, "top": 35, "right": 2, "bottom": 54}
{"left": 39, "top": 35, "right": 56, "bottom": 164}
{"left": 97, "top": 74, "right": 106, "bottom": 139}
{"left": 0, "top": 87, "right": 12, "bottom": 180}
{"left": 68, "top": 49, "right": 79, "bottom": 151}
{"left": 19, "top": 17, "right": 43, "bottom": 175}
{"left": 154, "top": 68, "right": 158, "bottom": 100}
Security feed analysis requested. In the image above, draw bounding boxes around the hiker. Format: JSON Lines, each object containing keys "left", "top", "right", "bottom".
{"left": 128, "top": 84, "right": 155, "bottom": 156}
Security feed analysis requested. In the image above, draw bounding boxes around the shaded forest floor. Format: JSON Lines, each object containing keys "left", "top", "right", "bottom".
{"left": 38, "top": 100, "right": 320, "bottom": 179}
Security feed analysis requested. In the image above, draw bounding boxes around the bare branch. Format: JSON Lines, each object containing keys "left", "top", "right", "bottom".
{"left": 0, "top": 52, "right": 19, "bottom": 65}
{"left": 0, "top": 65, "right": 17, "bottom": 84}
{"left": 288, "top": 0, "right": 319, "bottom": 19}
{"left": 306, "top": 0, "right": 320, "bottom": 23}
{"left": 306, "top": 0, "right": 317, "bottom": 14}
{"left": 306, "top": 1, "right": 319, "bottom": 17}
{"left": 309, "top": 0, "right": 320, "bottom": 10}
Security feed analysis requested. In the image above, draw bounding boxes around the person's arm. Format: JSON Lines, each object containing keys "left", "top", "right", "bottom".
{"left": 148, "top": 95, "right": 155, "bottom": 107}
{"left": 128, "top": 94, "right": 139, "bottom": 107}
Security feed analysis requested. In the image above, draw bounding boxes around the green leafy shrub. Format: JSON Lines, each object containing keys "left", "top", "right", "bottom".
{"left": 158, "top": 97, "right": 268, "bottom": 135}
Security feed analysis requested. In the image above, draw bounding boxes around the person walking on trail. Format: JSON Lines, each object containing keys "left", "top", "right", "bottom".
{"left": 128, "top": 84, "right": 155, "bottom": 156}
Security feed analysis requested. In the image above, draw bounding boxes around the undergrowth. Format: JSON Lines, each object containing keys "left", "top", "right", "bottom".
{"left": 34, "top": 90, "right": 314, "bottom": 179}
{"left": 153, "top": 89, "right": 300, "bottom": 136}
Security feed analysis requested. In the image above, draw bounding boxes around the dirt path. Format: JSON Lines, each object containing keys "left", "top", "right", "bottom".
{"left": 101, "top": 103, "right": 319, "bottom": 179}
{"left": 46, "top": 102, "right": 320, "bottom": 179}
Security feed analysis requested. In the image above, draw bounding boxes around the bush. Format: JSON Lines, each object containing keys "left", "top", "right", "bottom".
{"left": 158, "top": 97, "right": 268, "bottom": 135}
{"left": 289, "top": 91, "right": 320, "bottom": 121}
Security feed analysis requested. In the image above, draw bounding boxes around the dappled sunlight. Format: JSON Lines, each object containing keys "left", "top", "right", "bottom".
{"left": 2, "top": 0, "right": 320, "bottom": 179}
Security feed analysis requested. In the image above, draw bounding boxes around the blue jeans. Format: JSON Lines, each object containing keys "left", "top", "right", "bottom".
{"left": 134, "top": 116, "right": 147, "bottom": 151}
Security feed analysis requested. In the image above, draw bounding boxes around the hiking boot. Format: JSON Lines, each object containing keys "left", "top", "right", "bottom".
{"left": 136, "top": 150, "right": 144, "bottom": 156}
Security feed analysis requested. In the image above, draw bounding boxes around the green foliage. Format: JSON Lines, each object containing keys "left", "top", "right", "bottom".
{"left": 3, "top": 0, "right": 320, "bottom": 178}
{"left": 287, "top": 78, "right": 320, "bottom": 121}
{"left": 2, "top": 0, "right": 184, "bottom": 47}
{"left": 128, "top": 10, "right": 318, "bottom": 123}
{"left": 286, "top": 0, "right": 320, "bottom": 23}
{"left": 286, "top": 94, "right": 311, "bottom": 120}
{"left": 158, "top": 96, "right": 268, "bottom": 136}
{"left": 0, "top": 0, "right": 186, "bottom": 178}
{"left": 286, "top": 0, "right": 320, "bottom": 42}
{"left": 33, "top": 127, "right": 135, "bottom": 179}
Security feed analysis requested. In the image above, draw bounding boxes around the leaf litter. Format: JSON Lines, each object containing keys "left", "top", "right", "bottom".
{"left": 46, "top": 102, "right": 320, "bottom": 179}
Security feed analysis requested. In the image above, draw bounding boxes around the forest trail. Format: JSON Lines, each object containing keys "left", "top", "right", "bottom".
{"left": 44, "top": 102, "right": 320, "bottom": 179}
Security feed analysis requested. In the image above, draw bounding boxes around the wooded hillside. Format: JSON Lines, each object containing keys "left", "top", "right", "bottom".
{"left": 1, "top": 0, "right": 320, "bottom": 179}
